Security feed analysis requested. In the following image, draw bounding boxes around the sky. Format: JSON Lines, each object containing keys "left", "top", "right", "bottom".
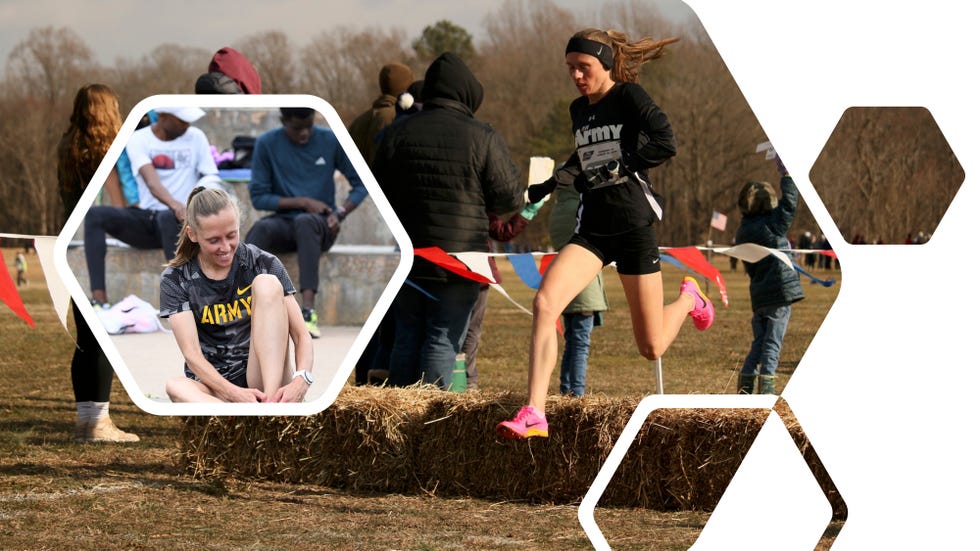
{"left": 0, "top": 0, "right": 693, "bottom": 65}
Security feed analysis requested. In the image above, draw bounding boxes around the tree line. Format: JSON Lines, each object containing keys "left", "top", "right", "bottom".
{"left": 1, "top": 0, "right": 842, "bottom": 251}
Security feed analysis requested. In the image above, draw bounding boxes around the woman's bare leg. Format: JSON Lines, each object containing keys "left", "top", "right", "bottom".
{"left": 620, "top": 272, "right": 693, "bottom": 360}
{"left": 245, "top": 274, "right": 290, "bottom": 397}
{"left": 527, "top": 244, "right": 604, "bottom": 412}
{"left": 166, "top": 377, "right": 224, "bottom": 403}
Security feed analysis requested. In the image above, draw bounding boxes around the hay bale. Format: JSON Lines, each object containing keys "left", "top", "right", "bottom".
{"left": 775, "top": 399, "right": 848, "bottom": 519}
{"left": 177, "top": 386, "right": 844, "bottom": 515}
{"left": 178, "top": 387, "right": 443, "bottom": 493}
{"left": 413, "top": 392, "right": 637, "bottom": 502}
{"left": 599, "top": 409, "right": 769, "bottom": 510}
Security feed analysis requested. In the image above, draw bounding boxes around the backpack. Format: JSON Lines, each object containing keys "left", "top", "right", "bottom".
{"left": 96, "top": 295, "right": 170, "bottom": 335}
{"left": 217, "top": 135, "right": 255, "bottom": 169}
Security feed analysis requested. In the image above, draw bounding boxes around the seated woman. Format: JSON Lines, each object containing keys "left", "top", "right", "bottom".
{"left": 161, "top": 186, "right": 314, "bottom": 403}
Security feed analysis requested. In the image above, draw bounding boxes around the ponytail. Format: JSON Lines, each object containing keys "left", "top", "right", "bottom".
{"left": 167, "top": 186, "right": 239, "bottom": 267}
{"left": 570, "top": 29, "right": 679, "bottom": 84}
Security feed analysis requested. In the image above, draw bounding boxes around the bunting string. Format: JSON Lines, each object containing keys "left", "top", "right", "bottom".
{"left": 413, "top": 244, "right": 838, "bottom": 315}
{"left": 0, "top": 230, "right": 837, "bottom": 329}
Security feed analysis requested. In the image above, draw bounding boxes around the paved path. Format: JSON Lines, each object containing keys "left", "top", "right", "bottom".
{"left": 109, "top": 326, "right": 360, "bottom": 403}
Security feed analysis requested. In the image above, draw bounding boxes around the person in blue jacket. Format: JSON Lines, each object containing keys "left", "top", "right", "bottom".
{"left": 245, "top": 107, "right": 367, "bottom": 339}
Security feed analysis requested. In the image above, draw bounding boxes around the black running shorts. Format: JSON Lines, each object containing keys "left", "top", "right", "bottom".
{"left": 568, "top": 225, "right": 661, "bottom": 275}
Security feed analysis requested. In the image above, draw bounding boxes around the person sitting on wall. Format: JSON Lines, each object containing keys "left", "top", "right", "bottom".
{"left": 245, "top": 107, "right": 367, "bottom": 338}
{"left": 84, "top": 106, "right": 218, "bottom": 308}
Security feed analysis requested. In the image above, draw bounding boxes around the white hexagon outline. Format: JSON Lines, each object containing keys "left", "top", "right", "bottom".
{"left": 569, "top": 2, "right": 856, "bottom": 545}
{"left": 54, "top": 93, "right": 414, "bottom": 416}
{"left": 674, "top": 2, "right": 980, "bottom": 548}
{"left": 576, "top": 394, "right": 829, "bottom": 550}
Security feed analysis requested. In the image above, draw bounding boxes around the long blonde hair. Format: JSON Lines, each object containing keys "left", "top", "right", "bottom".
{"left": 56, "top": 84, "right": 123, "bottom": 192}
{"left": 168, "top": 186, "right": 240, "bottom": 267}
{"left": 571, "top": 28, "right": 679, "bottom": 84}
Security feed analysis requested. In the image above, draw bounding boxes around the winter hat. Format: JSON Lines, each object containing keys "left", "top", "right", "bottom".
{"left": 207, "top": 47, "right": 262, "bottom": 94}
{"left": 396, "top": 80, "right": 425, "bottom": 115}
{"left": 738, "top": 180, "right": 778, "bottom": 216}
{"left": 379, "top": 62, "right": 414, "bottom": 97}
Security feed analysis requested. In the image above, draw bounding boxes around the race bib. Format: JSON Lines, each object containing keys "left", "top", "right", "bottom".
{"left": 576, "top": 141, "right": 622, "bottom": 171}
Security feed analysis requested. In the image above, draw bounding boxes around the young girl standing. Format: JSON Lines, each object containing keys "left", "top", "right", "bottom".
{"left": 497, "top": 29, "right": 714, "bottom": 439}
{"left": 161, "top": 187, "right": 314, "bottom": 403}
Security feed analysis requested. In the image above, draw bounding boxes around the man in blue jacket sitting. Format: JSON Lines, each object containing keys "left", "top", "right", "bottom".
{"left": 246, "top": 107, "right": 367, "bottom": 338}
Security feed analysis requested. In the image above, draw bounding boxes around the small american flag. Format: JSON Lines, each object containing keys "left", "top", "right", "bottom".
{"left": 710, "top": 211, "right": 728, "bottom": 231}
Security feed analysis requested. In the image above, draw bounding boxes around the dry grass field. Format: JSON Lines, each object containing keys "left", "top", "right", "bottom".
{"left": 0, "top": 247, "right": 842, "bottom": 549}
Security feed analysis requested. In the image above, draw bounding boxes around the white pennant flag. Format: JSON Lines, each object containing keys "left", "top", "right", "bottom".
{"left": 33, "top": 236, "right": 72, "bottom": 330}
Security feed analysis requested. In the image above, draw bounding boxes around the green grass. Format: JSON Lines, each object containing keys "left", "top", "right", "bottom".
{"left": 0, "top": 248, "right": 841, "bottom": 549}
{"left": 475, "top": 256, "right": 839, "bottom": 397}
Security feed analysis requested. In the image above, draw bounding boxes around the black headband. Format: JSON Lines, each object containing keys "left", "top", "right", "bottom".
{"left": 565, "top": 37, "right": 614, "bottom": 70}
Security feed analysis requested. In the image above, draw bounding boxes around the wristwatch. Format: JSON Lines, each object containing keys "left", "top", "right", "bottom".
{"left": 294, "top": 369, "right": 314, "bottom": 385}
{"left": 334, "top": 205, "right": 347, "bottom": 221}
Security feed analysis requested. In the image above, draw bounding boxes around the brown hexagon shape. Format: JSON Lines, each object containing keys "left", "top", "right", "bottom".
{"left": 809, "top": 107, "right": 965, "bottom": 245}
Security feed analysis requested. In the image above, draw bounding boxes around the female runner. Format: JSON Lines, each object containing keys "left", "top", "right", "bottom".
{"left": 496, "top": 28, "right": 714, "bottom": 439}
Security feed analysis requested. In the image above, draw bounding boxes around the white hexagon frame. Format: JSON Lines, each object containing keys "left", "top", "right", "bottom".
{"left": 54, "top": 93, "right": 414, "bottom": 416}
{"left": 578, "top": 395, "right": 834, "bottom": 550}
{"left": 577, "top": 1, "right": 979, "bottom": 548}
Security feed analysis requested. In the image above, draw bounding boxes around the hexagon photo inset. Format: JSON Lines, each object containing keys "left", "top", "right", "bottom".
{"left": 809, "top": 106, "right": 965, "bottom": 245}
{"left": 57, "top": 95, "right": 411, "bottom": 415}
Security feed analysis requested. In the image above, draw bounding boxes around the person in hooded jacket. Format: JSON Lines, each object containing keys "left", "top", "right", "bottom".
{"left": 734, "top": 155, "right": 804, "bottom": 394}
{"left": 195, "top": 46, "right": 262, "bottom": 94}
{"left": 347, "top": 62, "right": 415, "bottom": 166}
{"left": 372, "top": 52, "right": 525, "bottom": 389}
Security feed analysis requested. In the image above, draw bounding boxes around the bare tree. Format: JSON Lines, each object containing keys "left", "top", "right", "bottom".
{"left": 299, "top": 27, "right": 413, "bottom": 122}
{"left": 4, "top": 26, "right": 96, "bottom": 105}
{"left": 0, "top": 7, "right": 831, "bottom": 247}
{"left": 811, "top": 107, "right": 963, "bottom": 244}
{"left": 234, "top": 31, "right": 298, "bottom": 93}
{"left": 0, "top": 27, "right": 98, "bottom": 234}
{"left": 479, "top": 1, "right": 578, "bottom": 158}
{"left": 109, "top": 43, "right": 211, "bottom": 108}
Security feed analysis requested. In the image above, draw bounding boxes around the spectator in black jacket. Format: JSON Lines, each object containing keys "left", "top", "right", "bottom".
{"left": 373, "top": 52, "right": 525, "bottom": 389}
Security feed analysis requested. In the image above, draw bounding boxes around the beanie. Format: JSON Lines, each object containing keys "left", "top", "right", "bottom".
{"left": 379, "top": 63, "right": 415, "bottom": 97}
{"left": 208, "top": 47, "right": 262, "bottom": 94}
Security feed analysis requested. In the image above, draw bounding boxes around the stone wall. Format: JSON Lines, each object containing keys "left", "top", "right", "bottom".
{"left": 66, "top": 246, "right": 400, "bottom": 326}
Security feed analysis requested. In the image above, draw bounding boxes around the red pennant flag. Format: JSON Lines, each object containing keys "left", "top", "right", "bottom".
{"left": 0, "top": 250, "right": 35, "bottom": 327}
{"left": 662, "top": 246, "right": 729, "bottom": 307}
{"left": 414, "top": 247, "right": 495, "bottom": 284}
{"left": 539, "top": 253, "right": 556, "bottom": 276}
{"left": 533, "top": 253, "right": 563, "bottom": 335}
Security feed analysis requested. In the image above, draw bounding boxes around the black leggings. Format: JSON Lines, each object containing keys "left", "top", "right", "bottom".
{"left": 83, "top": 206, "right": 180, "bottom": 293}
{"left": 70, "top": 301, "right": 114, "bottom": 402}
{"left": 245, "top": 213, "right": 338, "bottom": 294}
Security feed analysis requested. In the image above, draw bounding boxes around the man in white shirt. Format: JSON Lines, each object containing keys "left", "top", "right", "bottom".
{"left": 83, "top": 106, "right": 218, "bottom": 307}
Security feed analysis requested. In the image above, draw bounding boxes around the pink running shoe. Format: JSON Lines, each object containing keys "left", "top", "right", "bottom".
{"left": 496, "top": 406, "right": 549, "bottom": 439}
{"left": 681, "top": 276, "right": 715, "bottom": 331}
